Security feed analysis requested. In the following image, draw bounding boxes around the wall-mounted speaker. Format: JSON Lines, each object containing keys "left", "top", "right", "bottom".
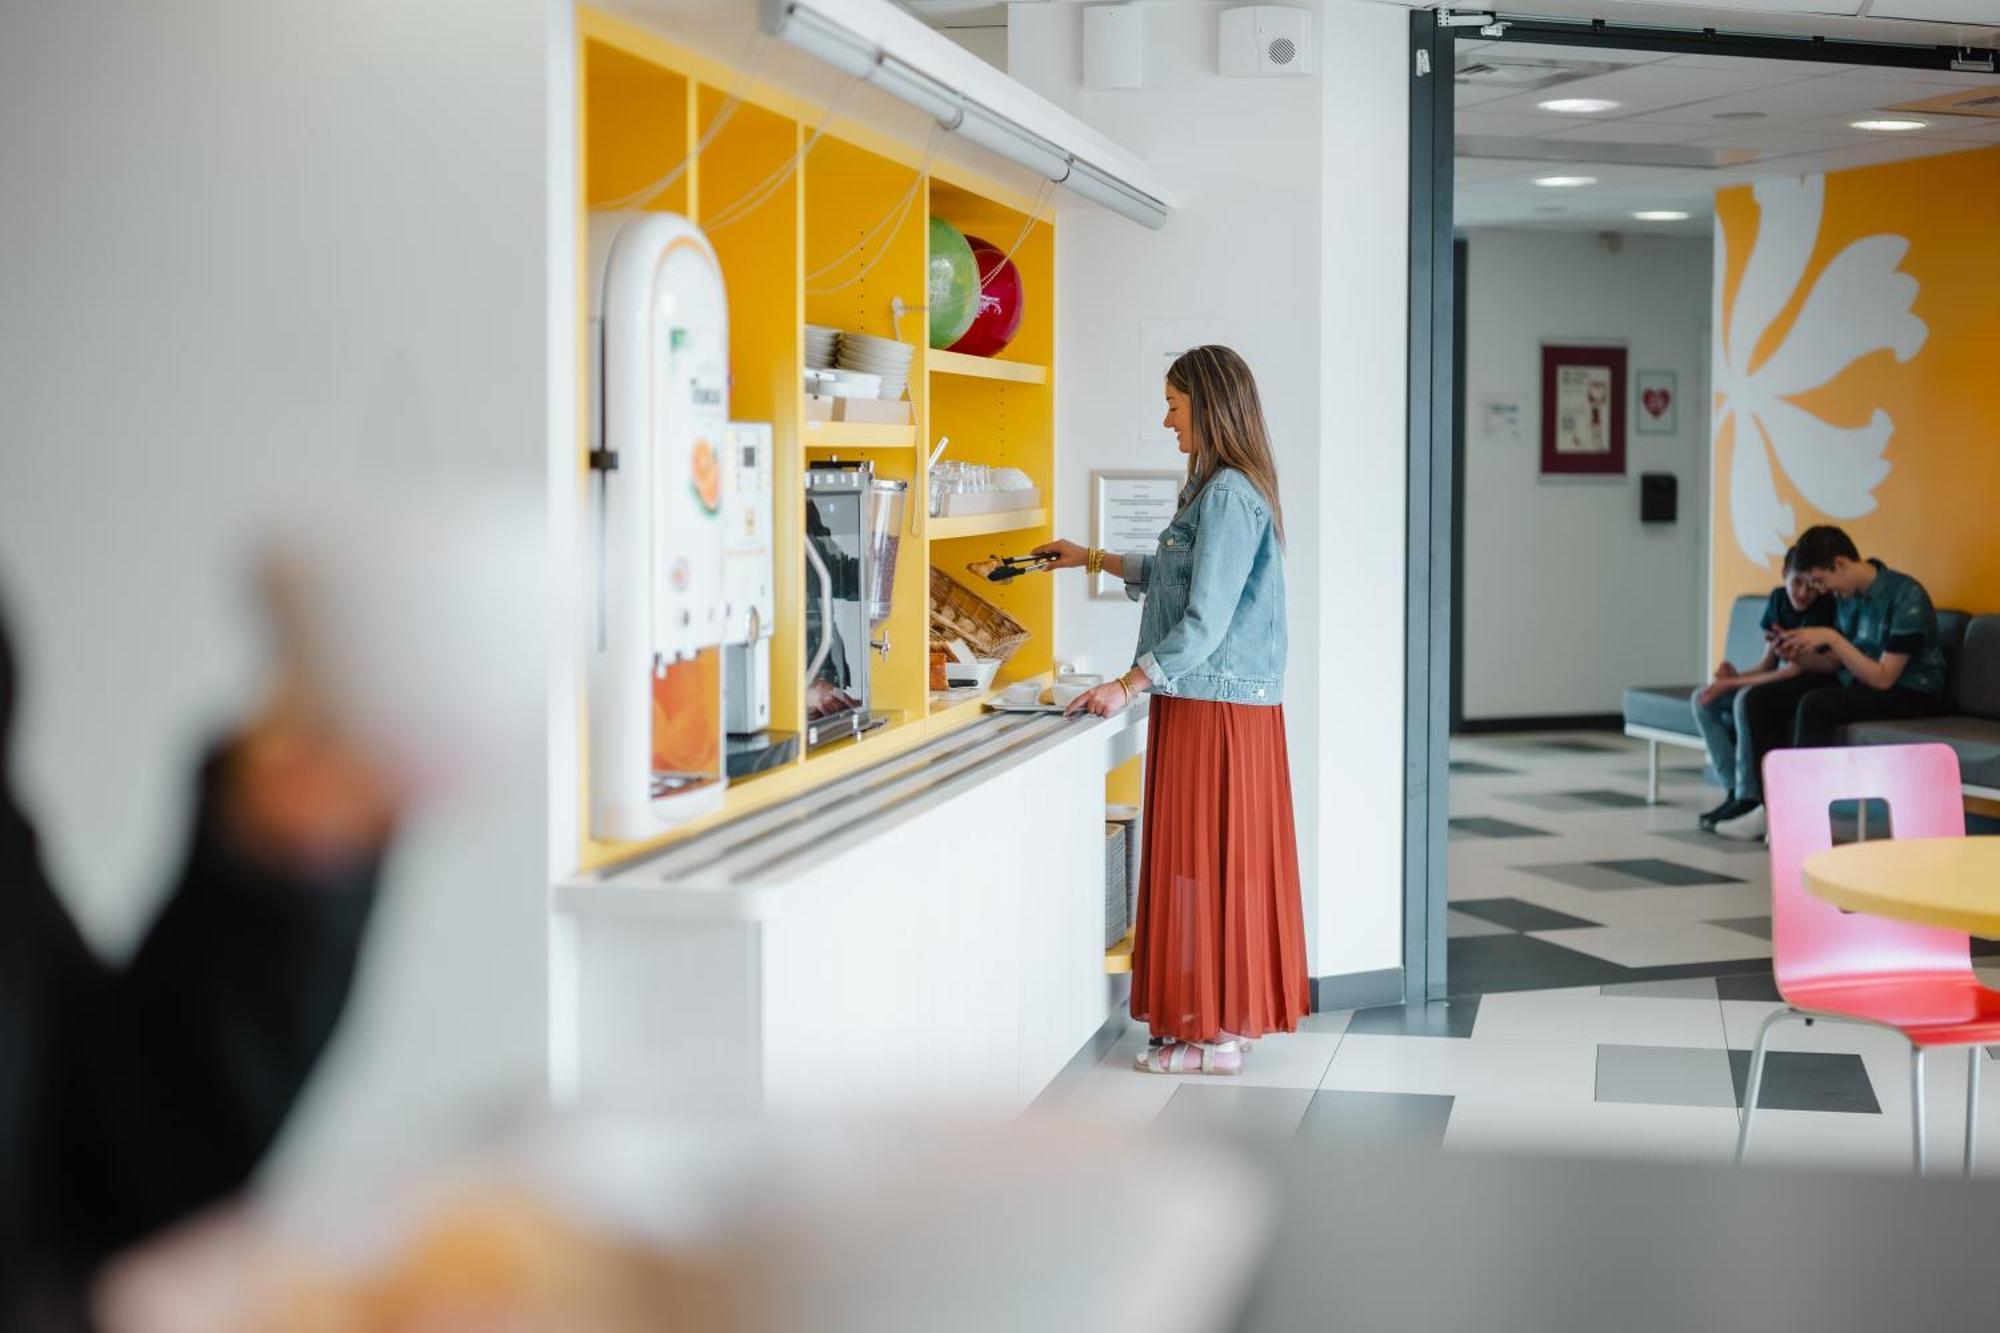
{"left": 1641, "top": 473, "right": 1678, "bottom": 524}
{"left": 1219, "top": 5, "right": 1314, "bottom": 78}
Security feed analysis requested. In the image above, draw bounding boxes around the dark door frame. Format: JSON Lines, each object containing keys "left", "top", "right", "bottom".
{"left": 1401, "top": 10, "right": 1992, "bottom": 1003}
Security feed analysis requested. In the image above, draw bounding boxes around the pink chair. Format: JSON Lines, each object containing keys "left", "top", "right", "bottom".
{"left": 1737, "top": 743, "right": 2000, "bottom": 1174}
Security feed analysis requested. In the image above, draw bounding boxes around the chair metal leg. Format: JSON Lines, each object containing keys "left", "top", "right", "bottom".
{"left": 1912, "top": 1047, "right": 1929, "bottom": 1176}
{"left": 1647, "top": 740, "right": 1660, "bottom": 806}
{"left": 1736, "top": 1008, "right": 1794, "bottom": 1164}
{"left": 1967, "top": 1047, "right": 1982, "bottom": 1180}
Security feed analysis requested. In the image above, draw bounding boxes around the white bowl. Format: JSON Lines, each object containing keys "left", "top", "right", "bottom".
{"left": 944, "top": 658, "right": 1002, "bottom": 691}
{"left": 1000, "top": 681, "right": 1041, "bottom": 706}
{"left": 824, "top": 370, "right": 881, "bottom": 398}
{"left": 842, "top": 332, "right": 912, "bottom": 354}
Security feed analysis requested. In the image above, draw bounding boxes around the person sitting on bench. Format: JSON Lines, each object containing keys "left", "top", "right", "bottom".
{"left": 1694, "top": 544, "right": 1836, "bottom": 831}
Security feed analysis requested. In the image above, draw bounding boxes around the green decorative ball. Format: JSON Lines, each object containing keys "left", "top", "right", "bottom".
{"left": 927, "top": 218, "right": 980, "bottom": 349}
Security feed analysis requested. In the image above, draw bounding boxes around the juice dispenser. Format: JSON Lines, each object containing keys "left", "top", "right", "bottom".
{"left": 586, "top": 211, "right": 729, "bottom": 840}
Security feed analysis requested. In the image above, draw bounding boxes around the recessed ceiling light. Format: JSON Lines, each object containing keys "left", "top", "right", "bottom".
{"left": 1713, "top": 111, "right": 1767, "bottom": 122}
{"left": 1539, "top": 97, "right": 1622, "bottom": 114}
{"left": 1634, "top": 210, "right": 1691, "bottom": 222}
{"left": 1851, "top": 118, "right": 1928, "bottom": 132}
{"left": 1533, "top": 175, "right": 1598, "bottom": 188}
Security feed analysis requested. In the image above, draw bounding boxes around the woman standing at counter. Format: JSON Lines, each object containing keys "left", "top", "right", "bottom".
{"left": 1033, "top": 345, "right": 1309, "bottom": 1075}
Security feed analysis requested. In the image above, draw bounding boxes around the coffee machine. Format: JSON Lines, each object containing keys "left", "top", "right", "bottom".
{"left": 802, "top": 463, "right": 906, "bottom": 750}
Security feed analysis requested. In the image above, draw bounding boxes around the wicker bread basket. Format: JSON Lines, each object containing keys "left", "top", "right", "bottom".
{"left": 928, "top": 566, "right": 1030, "bottom": 666}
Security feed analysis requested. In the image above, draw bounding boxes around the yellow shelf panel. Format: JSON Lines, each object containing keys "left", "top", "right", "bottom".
{"left": 929, "top": 508, "right": 1047, "bottom": 541}
{"left": 1105, "top": 929, "right": 1134, "bottom": 976}
{"left": 928, "top": 349, "right": 1048, "bottom": 385}
{"left": 802, "top": 420, "right": 917, "bottom": 450}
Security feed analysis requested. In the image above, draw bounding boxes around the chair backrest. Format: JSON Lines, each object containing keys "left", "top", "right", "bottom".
{"left": 1721, "top": 593, "right": 1769, "bottom": 671}
{"left": 1763, "top": 743, "right": 1969, "bottom": 995}
{"left": 1955, "top": 615, "right": 2000, "bottom": 721}
{"left": 1935, "top": 610, "right": 1972, "bottom": 710}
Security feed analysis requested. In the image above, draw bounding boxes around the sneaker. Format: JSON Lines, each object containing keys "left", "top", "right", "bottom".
{"left": 1713, "top": 801, "right": 1767, "bottom": 841}
{"left": 1700, "top": 796, "right": 1759, "bottom": 831}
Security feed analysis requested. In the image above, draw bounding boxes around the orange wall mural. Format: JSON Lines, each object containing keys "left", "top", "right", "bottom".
{"left": 1710, "top": 144, "right": 2000, "bottom": 657}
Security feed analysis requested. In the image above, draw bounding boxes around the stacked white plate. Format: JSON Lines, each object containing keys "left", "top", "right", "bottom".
{"left": 805, "top": 324, "right": 841, "bottom": 371}
{"left": 837, "top": 331, "right": 914, "bottom": 401}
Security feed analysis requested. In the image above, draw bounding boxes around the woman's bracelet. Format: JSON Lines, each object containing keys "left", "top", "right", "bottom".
{"left": 1085, "top": 546, "right": 1105, "bottom": 576}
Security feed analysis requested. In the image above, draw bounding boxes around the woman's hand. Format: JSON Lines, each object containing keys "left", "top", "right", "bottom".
{"left": 1029, "top": 539, "right": 1087, "bottom": 570}
{"left": 1065, "top": 678, "right": 1135, "bottom": 719}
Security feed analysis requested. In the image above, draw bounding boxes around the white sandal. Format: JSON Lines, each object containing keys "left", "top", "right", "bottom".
{"left": 1135, "top": 1041, "right": 1243, "bottom": 1075}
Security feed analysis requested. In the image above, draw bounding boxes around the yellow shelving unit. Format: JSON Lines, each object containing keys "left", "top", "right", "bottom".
{"left": 928, "top": 349, "right": 1049, "bottom": 385}
{"left": 929, "top": 508, "right": 1048, "bottom": 542}
{"left": 802, "top": 420, "right": 918, "bottom": 450}
{"left": 576, "top": 9, "right": 1058, "bottom": 871}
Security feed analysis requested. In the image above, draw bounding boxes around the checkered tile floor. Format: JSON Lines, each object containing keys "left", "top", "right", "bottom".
{"left": 1043, "top": 731, "right": 2000, "bottom": 1175}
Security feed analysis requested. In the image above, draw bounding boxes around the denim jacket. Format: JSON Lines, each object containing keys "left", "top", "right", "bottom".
{"left": 1120, "top": 467, "right": 1286, "bottom": 705}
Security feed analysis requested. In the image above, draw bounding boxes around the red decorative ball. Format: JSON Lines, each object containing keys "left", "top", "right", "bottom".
{"left": 946, "top": 235, "right": 1025, "bottom": 358}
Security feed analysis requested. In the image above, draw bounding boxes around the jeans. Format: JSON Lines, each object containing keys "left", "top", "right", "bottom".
{"left": 1734, "top": 674, "right": 1840, "bottom": 801}
{"left": 1794, "top": 684, "right": 1945, "bottom": 747}
{"left": 1691, "top": 687, "right": 1751, "bottom": 798}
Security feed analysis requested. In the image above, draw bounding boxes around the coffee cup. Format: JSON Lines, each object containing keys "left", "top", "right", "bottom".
{"left": 1051, "top": 682, "right": 1090, "bottom": 709}
{"left": 1001, "top": 681, "right": 1041, "bottom": 706}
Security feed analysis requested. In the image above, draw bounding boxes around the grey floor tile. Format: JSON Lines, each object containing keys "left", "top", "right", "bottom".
{"left": 1297, "top": 1090, "right": 1453, "bottom": 1151}
{"left": 1448, "top": 909, "right": 1514, "bottom": 939}
{"left": 1526, "top": 739, "right": 1625, "bottom": 754}
{"left": 1651, "top": 829, "right": 1772, "bottom": 857}
{"left": 1596, "top": 1043, "right": 1738, "bottom": 1108}
{"left": 1507, "top": 790, "right": 1656, "bottom": 813}
{"left": 1450, "top": 760, "right": 1519, "bottom": 777}
{"left": 1728, "top": 1049, "right": 1882, "bottom": 1114}
{"left": 1716, "top": 972, "right": 1783, "bottom": 1003}
{"left": 1152, "top": 1084, "right": 1314, "bottom": 1143}
{"left": 1453, "top": 897, "right": 1601, "bottom": 933}
{"left": 1449, "top": 815, "right": 1553, "bottom": 840}
{"left": 1601, "top": 977, "right": 1720, "bottom": 1000}
{"left": 1346, "top": 997, "right": 1480, "bottom": 1039}
{"left": 1596, "top": 857, "right": 1744, "bottom": 888}
{"left": 1518, "top": 861, "right": 1656, "bottom": 891}
{"left": 1296, "top": 1008, "right": 1355, "bottom": 1034}
{"left": 1448, "top": 934, "right": 1630, "bottom": 993}
{"left": 1709, "top": 915, "right": 1773, "bottom": 940}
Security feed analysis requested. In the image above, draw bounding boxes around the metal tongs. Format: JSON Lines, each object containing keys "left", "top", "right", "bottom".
{"left": 974, "top": 552, "right": 1057, "bottom": 583}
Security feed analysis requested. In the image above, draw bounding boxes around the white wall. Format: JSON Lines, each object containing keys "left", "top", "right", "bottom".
{"left": 1010, "top": 0, "right": 1408, "bottom": 982}
{"left": 0, "top": 0, "right": 569, "bottom": 1184}
{"left": 1459, "top": 229, "right": 1712, "bottom": 720}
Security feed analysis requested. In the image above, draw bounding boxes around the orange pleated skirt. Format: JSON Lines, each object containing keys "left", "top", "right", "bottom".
{"left": 1130, "top": 695, "right": 1312, "bottom": 1043}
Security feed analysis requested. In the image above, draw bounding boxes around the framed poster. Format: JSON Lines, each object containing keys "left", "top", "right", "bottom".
{"left": 1090, "top": 469, "right": 1183, "bottom": 599}
{"left": 1540, "top": 344, "right": 1627, "bottom": 476}
{"left": 1476, "top": 392, "right": 1528, "bottom": 446}
{"left": 1635, "top": 369, "right": 1678, "bottom": 436}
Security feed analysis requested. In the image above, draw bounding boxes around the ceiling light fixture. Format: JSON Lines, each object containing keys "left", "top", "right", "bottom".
{"left": 1851, "top": 118, "right": 1929, "bottom": 132}
{"left": 1633, "top": 210, "right": 1691, "bottom": 221}
{"left": 1533, "top": 175, "right": 1598, "bottom": 188}
{"left": 1539, "top": 97, "right": 1621, "bottom": 114}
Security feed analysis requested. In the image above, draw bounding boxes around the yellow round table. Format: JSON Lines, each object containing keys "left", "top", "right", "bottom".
{"left": 1804, "top": 838, "right": 2000, "bottom": 937}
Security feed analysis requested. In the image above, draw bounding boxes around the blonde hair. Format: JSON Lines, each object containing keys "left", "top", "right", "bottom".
{"left": 1166, "top": 345, "right": 1285, "bottom": 545}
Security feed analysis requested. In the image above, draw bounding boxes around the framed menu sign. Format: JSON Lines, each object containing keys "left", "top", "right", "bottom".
{"left": 1540, "top": 344, "right": 1627, "bottom": 476}
{"left": 1090, "top": 470, "right": 1184, "bottom": 599}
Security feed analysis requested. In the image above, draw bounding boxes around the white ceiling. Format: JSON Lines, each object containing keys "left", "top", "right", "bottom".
{"left": 1455, "top": 42, "right": 2000, "bottom": 234}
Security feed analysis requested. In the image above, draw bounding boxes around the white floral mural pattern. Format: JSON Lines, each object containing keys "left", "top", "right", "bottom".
{"left": 1713, "top": 174, "right": 1928, "bottom": 565}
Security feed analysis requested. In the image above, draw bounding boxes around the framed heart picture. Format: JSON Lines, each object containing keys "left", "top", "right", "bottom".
{"left": 1540, "top": 344, "right": 1627, "bottom": 476}
{"left": 1635, "top": 369, "right": 1678, "bottom": 436}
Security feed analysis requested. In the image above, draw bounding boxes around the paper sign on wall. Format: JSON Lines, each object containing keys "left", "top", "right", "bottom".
{"left": 1477, "top": 393, "right": 1527, "bottom": 446}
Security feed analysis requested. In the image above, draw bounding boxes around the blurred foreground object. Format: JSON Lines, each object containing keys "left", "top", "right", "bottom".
{"left": 96, "top": 1113, "right": 1270, "bottom": 1333}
